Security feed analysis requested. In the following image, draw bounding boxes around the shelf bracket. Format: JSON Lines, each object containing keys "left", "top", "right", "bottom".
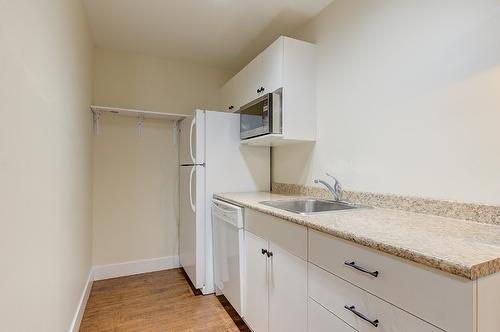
{"left": 137, "top": 113, "right": 145, "bottom": 137}
{"left": 92, "top": 110, "right": 101, "bottom": 135}
{"left": 172, "top": 120, "right": 180, "bottom": 146}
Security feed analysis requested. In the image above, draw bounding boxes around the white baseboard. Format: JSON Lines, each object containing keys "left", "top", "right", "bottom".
{"left": 93, "top": 255, "right": 180, "bottom": 281}
{"left": 69, "top": 269, "right": 94, "bottom": 332}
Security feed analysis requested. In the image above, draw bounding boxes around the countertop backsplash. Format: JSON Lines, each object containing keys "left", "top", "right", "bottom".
{"left": 272, "top": 182, "right": 500, "bottom": 226}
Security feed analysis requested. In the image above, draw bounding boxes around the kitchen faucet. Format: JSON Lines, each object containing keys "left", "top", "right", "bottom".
{"left": 314, "top": 173, "right": 342, "bottom": 201}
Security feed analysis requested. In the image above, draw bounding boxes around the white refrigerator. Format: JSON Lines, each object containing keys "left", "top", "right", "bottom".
{"left": 179, "top": 109, "right": 270, "bottom": 294}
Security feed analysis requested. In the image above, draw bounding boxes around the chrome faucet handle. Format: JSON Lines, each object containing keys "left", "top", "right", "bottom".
{"left": 325, "top": 173, "right": 342, "bottom": 200}
{"left": 314, "top": 175, "right": 342, "bottom": 201}
{"left": 325, "top": 173, "right": 340, "bottom": 186}
{"left": 325, "top": 172, "right": 338, "bottom": 181}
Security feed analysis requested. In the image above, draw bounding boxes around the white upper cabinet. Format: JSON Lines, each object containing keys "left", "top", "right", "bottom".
{"left": 220, "top": 36, "right": 316, "bottom": 146}
{"left": 243, "top": 55, "right": 264, "bottom": 103}
{"left": 221, "top": 69, "right": 246, "bottom": 112}
{"left": 260, "top": 38, "right": 283, "bottom": 97}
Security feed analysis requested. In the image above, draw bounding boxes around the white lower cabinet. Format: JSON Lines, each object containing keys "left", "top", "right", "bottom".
{"left": 242, "top": 208, "right": 500, "bottom": 332}
{"left": 308, "top": 229, "right": 473, "bottom": 331}
{"left": 245, "top": 231, "right": 269, "bottom": 332}
{"left": 268, "top": 242, "right": 307, "bottom": 332}
{"left": 308, "top": 298, "right": 356, "bottom": 332}
{"left": 244, "top": 226, "right": 307, "bottom": 332}
{"left": 309, "top": 263, "right": 441, "bottom": 332}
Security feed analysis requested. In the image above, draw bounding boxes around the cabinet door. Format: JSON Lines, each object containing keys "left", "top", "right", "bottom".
{"left": 244, "top": 231, "right": 269, "bottom": 332}
{"left": 221, "top": 70, "right": 246, "bottom": 112}
{"left": 268, "top": 242, "right": 307, "bottom": 332}
{"left": 261, "top": 37, "right": 283, "bottom": 95}
{"left": 220, "top": 79, "right": 234, "bottom": 112}
{"left": 242, "top": 55, "right": 263, "bottom": 105}
{"left": 232, "top": 70, "right": 248, "bottom": 111}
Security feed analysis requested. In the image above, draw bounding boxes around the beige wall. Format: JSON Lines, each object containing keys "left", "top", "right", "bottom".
{"left": 274, "top": 0, "right": 500, "bottom": 205}
{"left": 92, "top": 50, "right": 231, "bottom": 265}
{"left": 0, "top": 1, "right": 93, "bottom": 331}
{"left": 92, "top": 116, "right": 178, "bottom": 265}
{"left": 93, "top": 48, "right": 233, "bottom": 114}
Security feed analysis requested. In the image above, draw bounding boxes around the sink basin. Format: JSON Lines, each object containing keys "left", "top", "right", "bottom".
{"left": 259, "top": 198, "right": 362, "bottom": 215}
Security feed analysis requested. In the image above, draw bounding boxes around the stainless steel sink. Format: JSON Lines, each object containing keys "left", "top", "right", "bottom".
{"left": 259, "top": 198, "right": 362, "bottom": 215}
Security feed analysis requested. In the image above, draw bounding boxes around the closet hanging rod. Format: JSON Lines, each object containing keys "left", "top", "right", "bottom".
{"left": 90, "top": 105, "right": 188, "bottom": 121}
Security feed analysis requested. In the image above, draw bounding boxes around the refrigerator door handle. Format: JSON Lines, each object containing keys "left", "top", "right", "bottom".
{"left": 189, "top": 117, "right": 196, "bottom": 164}
{"left": 189, "top": 166, "right": 196, "bottom": 213}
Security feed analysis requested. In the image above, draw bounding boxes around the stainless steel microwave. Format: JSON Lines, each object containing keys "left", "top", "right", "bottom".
{"left": 239, "top": 89, "right": 282, "bottom": 140}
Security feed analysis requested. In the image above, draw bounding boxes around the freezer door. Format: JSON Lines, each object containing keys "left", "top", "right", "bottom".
{"left": 179, "top": 110, "right": 205, "bottom": 165}
{"left": 179, "top": 165, "right": 205, "bottom": 289}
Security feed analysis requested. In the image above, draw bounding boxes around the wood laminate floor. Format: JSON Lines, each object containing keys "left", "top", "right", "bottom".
{"left": 80, "top": 268, "right": 241, "bottom": 332}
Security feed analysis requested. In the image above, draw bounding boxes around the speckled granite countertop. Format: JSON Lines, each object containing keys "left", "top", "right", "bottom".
{"left": 214, "top": 192, "right": 500, "bottom": 280}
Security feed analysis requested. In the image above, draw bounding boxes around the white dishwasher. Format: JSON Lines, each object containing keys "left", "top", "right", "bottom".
{"left": 211, "top": 198, "right": 245, "bottom": 317}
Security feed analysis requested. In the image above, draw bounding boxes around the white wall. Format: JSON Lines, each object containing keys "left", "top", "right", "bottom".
{"left": 0, "top": 0, "right": 93, "bottom": 331}
{"left": 92, "top": 49, "right": 231, "bottom": 265}
{"left": 273, "top": 0, "right": 500, "bottom": 205}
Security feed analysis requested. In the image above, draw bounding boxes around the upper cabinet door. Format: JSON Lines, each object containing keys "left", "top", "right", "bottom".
{"left": 221, "top": 78, "right": 235, "bottom": 112}
{"left": 221, "top": 70, "right": 246, "bottom": 112}
{"left": 232, "top": 70, "right": 247, "bottom": 112}
{"left": 261, "top": 37, "right": 284, "bottom": 95}
{"left": 242, "top": 54, "right": 263, "bottom": 105}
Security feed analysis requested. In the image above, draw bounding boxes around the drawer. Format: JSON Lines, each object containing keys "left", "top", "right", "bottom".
{"left": 308, "top": 297, "right": 356, "bottom": 332}
{"left": 308, "top": 229, "right": 474, "bottom": 332}
{"left": 309, "top": 263, "right": 441, "bottom": 332}
{"left": 245, "top": 209, "right": 307, "bottom": 260}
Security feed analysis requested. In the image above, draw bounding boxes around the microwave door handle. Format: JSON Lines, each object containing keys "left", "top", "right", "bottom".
{"left": 263, "top": 105, "right": 270, "bottom": 132}
{"left": 262, "top": 105, "right": 268, "bottom": 119}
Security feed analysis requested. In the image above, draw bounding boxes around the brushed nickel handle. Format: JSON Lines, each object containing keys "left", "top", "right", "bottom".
{"left": 344, "top": 261, "right": 379, "bottom": 277}
{"left": 344, "top": 305, "right": 379, "bottom": 327}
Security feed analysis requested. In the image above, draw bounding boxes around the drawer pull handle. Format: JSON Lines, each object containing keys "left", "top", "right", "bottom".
{"left": 344, "top": 305, "right": 379, "bottom": 327}
{"left": 344, "top": 261, "right": 379, "bottom": 277}
{"left": 261, "top": 249, "right": 268, "bottom": 255}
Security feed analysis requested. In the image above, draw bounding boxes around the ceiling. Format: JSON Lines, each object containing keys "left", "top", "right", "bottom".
{"left": 82, "top": 0, "right": 332, "bottom": 70}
